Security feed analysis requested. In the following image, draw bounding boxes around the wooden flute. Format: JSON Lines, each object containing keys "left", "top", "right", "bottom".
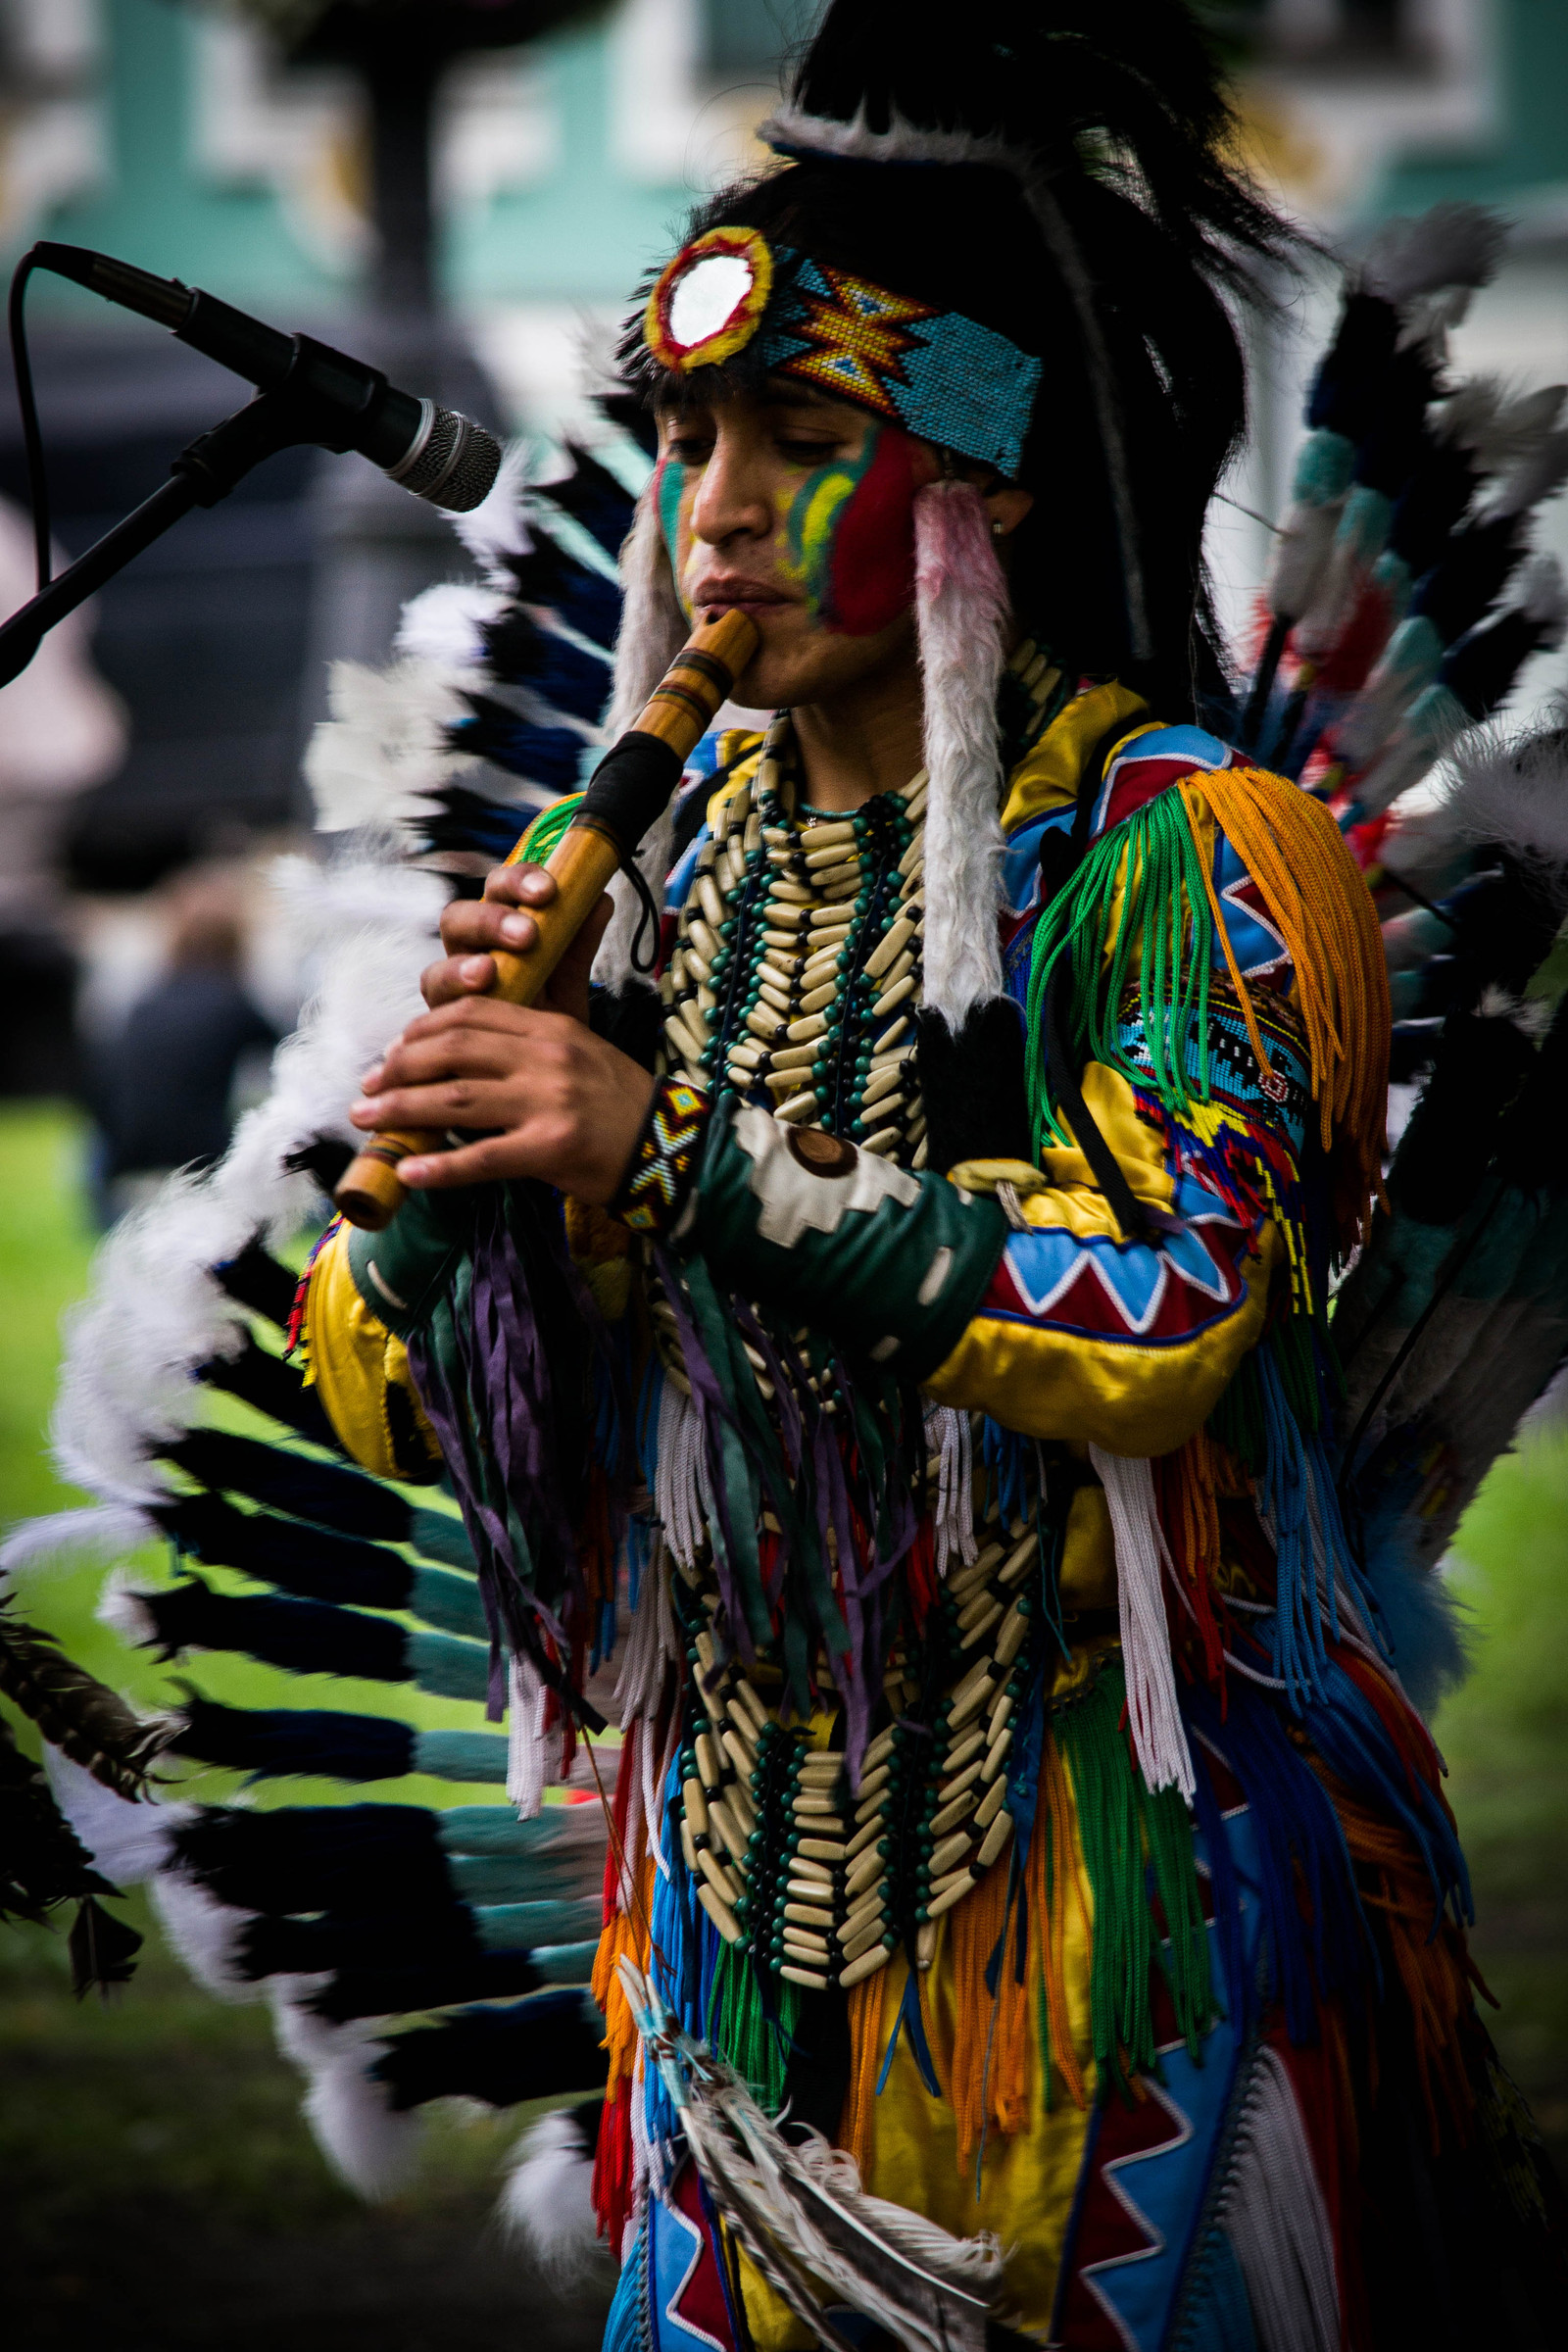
{"left": 333, "top": 606, "right": 760, "bottom": 1231}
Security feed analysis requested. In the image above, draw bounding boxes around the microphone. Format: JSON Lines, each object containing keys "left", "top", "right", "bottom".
{"left": 30, "top": 242, "right": 501, "bottom": 513}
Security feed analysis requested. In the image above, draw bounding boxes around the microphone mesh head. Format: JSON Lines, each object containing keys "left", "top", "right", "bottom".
{"left": 391, "top": 409, "right": 501, "bottom": 512}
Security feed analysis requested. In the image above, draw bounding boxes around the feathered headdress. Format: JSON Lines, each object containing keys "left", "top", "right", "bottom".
{"left": 603, "top": 0, "right": 1292, "bottom": 1032}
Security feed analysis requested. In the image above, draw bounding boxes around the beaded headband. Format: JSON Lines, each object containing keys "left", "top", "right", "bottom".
{"left": 643, "top": 225, "right": 1042, "bottom": 480}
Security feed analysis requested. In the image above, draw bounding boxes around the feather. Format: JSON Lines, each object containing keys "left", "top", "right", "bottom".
{"left": 499, "top": 2103, "right": 611, "bottom": 2284}
{"left": 450, "top": 437, "right": 534, "bottom": 577}
{"left": 393, "top": 580, "right": 506, "bottom": 670}
{"left": 0, "top": 1502, "right": 151, "bottom": 1580}
{"left": 303, "top": 656, "right": 470, "bottom": 837}
{"left": 1359, "top": 203, "right": 1507, "bottom": 307}
{"left": 52, "top": 859, "right": 440, "bottom": 1511}
{"left": 619, "top": 1959, "right": 1003, "bottom": 2352}
{"left": 1402, "top": 691, "right": 1568, "bottom": 872}
{"left": 43, "top": 1744, "right": 186, "bottom": 1883}
{"left": 150, "top": 1866, "right": 264, "bottom": 2002}
{"left": 0, "top": 1595, "right": 174, "bottom": 1795}
{"left": 270, "top": 1993, "right": 419, "bottom": 2199}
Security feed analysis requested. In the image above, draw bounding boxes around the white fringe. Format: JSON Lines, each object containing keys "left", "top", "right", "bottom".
{"left": 913, "top": 479, "right": 1009, "bottom": 1025}
{"left": 653, "top": 1378, "right": 708, "bottom": 1571}
{"left": 926, "top": 1406, "right": 977, "bottom": 1573}
{"left": 507, "top": 1648, "right": 560, "bottom": 1821}
{"left": 592, "top": 484, "right": 689, "bottom": 993}
{"left": 1218, "top": 2044, "right": 1341, "bottom": 2352}
{"left": 498, "top": 2109, "right": 610, "bottom": 2285}
{"left": 1089, "top": 1446, "right": 1196, "bottom": 1799}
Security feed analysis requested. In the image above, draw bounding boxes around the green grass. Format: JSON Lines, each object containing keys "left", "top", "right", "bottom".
{"left": 1435, "top": 1427, "right": 1568, "bottom": 2155}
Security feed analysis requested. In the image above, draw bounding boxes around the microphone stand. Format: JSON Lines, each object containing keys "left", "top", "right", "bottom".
{"left": 0, "top": 375, "right": 379, "bottom": 691}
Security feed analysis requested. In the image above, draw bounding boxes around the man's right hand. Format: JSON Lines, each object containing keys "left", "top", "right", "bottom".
{"left": 420, "top": 860, "right": 612, "bottom": 1025}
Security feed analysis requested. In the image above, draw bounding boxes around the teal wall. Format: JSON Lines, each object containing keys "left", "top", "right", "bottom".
{"left": 1370, "top": 0, "right": 1568, "bottom": 220}
{"left": 17, "top": 0, "right": 698, "bottom": 322}
{"left": 13, "top": 0, "right": 1566, "bottom": 329}
{"left": 35, "top": 0, "right": 345, "bottom": 315}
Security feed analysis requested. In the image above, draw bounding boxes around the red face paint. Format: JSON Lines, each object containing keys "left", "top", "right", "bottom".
{"left": 825, "top": 426, "right": 918, "bottom": 636}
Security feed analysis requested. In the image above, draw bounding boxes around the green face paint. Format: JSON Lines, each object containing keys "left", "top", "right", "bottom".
{"left": 655, "top": 455, "right": 691, "bottom": 616}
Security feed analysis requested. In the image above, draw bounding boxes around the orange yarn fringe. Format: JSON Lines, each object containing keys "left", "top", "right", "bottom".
{"left": 1182, "top": 767, "right": 1392, "bottom": 1246}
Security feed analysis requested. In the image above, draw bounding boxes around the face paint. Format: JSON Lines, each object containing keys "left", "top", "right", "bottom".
{"left": 654, "top": 454, "right": 693, "bottom": 618}
{"left": 659, "top": 411, "right": 919, "bottom": 636}
{"left": 772, "top": 423, "right": 918, "bottom": 636}
{"left": 822, "top": 426, "right": 918, "bottom": 637}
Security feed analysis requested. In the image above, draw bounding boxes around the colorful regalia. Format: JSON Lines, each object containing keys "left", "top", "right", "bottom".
{"left": 9, "top": 5, "right": 1568, "bottom": 2347}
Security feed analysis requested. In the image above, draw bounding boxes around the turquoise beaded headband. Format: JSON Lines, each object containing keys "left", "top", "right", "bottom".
{"left": 644, "top": 225, "right": 1042, "bottom": 481}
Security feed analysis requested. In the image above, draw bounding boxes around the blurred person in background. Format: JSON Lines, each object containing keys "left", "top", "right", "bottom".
{"left": 0, "top": 496, "right": 126, "bottom": 1098}
{"left": 87, "top": 875, "right": 277, "bottom": 1222}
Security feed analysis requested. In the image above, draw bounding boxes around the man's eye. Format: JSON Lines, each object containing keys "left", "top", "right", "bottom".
{"left": 777, "top": 437, "right": 842, "bottom": 465}
{"left": 669, "top": 438, "right": 712, "bottom": 465}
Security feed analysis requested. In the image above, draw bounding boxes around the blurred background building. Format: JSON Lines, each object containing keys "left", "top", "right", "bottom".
{"left": 0, "top": 0, "right": 1562, "bottom": 953}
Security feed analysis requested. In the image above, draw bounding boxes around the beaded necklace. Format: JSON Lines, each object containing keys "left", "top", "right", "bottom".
{"left": 657, "top": 713, "right": 928, "bottom": 1167}
{"left": 648, "top": 710, "right": 1055, "bottom": 1993}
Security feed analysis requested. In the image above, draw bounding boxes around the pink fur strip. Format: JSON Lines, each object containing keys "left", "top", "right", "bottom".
{"left": 913, "top": 478, "right": 1009, "bottom": 1023}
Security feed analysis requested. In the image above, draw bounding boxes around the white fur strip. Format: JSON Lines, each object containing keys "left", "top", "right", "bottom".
{"left": 593, "top": 484, "right": 689, "bottom": 992}
{"left": 1089, "top": 1446, "right": 1196, "bottom": 1799}
{"left": 914, "top": 479, "right": 1008, "bottom": 1025}
{"left": 1218, "top": 2044, "right": 1341, "bottom": 2352}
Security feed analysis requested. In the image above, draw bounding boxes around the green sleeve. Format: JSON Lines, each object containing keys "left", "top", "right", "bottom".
{"left": 686, "top": 1100, "right": 1007, "bottom": 1383}
{"left": 344, "top": 1192, "right": 469, "bottom": 1339}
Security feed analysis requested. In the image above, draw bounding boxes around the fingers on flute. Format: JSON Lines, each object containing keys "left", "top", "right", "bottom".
{"left": 400, "top": 1133, "right": 550, "bottom": 1190}
{"left": 438, "top": 877, "right": 550, "bottom": 960}
{"left": 420, "top": 953, "right": 497, "bottom": 1007}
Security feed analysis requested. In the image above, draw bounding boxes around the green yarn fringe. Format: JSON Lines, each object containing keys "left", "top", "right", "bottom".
{"left": 1026, "top": 787, "right": 1216, "bottom": 1156}
{"left": 707, "top": 1940, "right": 802, "bottom": 2116}
{"left": 1052, "top": 1663, "right": 1213, "bottom": 2093}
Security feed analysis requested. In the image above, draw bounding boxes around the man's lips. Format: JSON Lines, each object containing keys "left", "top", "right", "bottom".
{"left": 691, "top": 578, "right": 795, "bottom": 612}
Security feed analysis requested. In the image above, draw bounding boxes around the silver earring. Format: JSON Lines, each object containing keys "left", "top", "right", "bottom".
{"left": 991, "top": 518, "right": 1004, "bottom": 537}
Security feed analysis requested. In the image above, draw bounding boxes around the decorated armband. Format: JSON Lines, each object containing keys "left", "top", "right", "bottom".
{"left": 608, "top": 1076, "right": 711, "bottom": 1238}
{"left": 689, "top": 1099, "right": 1007, "bottom": 1380}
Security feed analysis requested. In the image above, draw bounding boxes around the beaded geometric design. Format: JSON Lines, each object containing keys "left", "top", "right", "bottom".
{"left": 638, "top": 229, "right": 1041, "bottom": 480}
{"left": 760, "top": 252, "right": 1042, "bottom": 480}
{"left": 612, "top": 1078, "right": 710, "bottom": 1235}
{"left": 1113, "top": 974, "right": 1311, "bottom": 1153}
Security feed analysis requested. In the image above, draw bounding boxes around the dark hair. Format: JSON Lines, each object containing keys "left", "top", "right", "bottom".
{"left": 621, "top": 0, "right": 1297, "bottom": 722}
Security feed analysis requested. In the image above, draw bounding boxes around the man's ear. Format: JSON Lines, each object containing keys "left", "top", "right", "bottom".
{"left": 985, "top": 483, "right": 1034, "bottom": 540}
